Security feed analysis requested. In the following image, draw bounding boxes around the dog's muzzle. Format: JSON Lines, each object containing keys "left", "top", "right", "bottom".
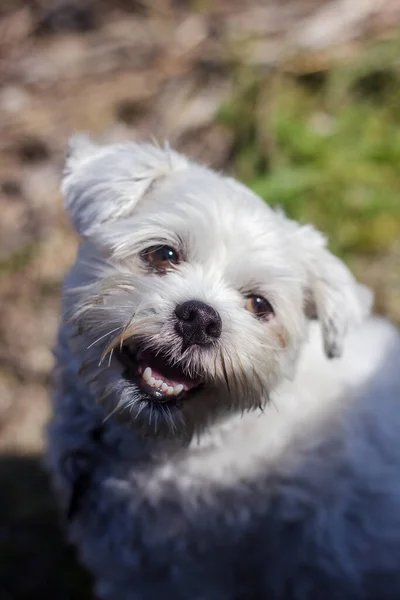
{"left": 117, "top": 300, "right": 220, "bottom": 406}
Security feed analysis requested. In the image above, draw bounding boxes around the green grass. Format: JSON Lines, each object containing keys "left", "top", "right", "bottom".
{"left": 0, "top": 242, "right": 38, "bottom": 275}
{"left": 218, "top": 37, "right": 400, "bottom": 259}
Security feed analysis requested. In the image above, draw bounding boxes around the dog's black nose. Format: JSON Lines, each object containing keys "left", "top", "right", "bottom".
{"left": 175, "top": 300, "right": 222, "bottom": 347}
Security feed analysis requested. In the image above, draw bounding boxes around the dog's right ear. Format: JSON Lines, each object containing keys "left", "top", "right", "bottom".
{"left": 62, "top": 134, "right": 188, "bottom": 238}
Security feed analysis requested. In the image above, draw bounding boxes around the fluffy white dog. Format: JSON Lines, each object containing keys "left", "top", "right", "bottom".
{"left": 47, "top": 136, "right": 400, "bottom": 600}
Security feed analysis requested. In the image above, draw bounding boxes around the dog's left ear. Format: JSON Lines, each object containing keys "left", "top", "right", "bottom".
{"left": 61, "top": 135, "right": 188, "bottom": 237}
{"left": 296, "top": 224, "right": 373, "bottom": 358}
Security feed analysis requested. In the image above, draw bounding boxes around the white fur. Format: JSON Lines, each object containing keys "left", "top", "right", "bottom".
{"left": 47, "top": 138, "right": 400, "bottom": 600}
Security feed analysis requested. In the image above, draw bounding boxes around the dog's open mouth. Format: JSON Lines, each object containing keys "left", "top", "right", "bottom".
{"left": 119, "top": 344, "right": 204, "bottom": 404}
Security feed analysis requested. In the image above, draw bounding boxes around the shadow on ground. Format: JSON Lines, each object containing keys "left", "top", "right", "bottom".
{"left": 0, "top": 454, "right": 93, "bottom": 599}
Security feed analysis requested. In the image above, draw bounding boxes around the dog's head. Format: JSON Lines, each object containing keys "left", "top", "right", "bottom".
{"left": 62, "top": 136, "right": 372, "bottom": 440}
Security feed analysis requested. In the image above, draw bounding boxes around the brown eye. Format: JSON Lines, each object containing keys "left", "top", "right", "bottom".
{"left": 141, "top": 245, "right": 180, "bottom": 271}
{"left": 245, "top": 295, "right": 274, "bottom": 320}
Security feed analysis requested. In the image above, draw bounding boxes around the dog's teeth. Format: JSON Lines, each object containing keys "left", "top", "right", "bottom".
{"left": 143, "top": 367, "right": 152, "bottom": 382}
{"left": 142, "top": 370, "right": 185, "bottom": 396}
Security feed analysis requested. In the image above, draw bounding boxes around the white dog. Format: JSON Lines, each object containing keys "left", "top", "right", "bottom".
{"left": 47, "top": 136, "right": 400, "bottom": 600}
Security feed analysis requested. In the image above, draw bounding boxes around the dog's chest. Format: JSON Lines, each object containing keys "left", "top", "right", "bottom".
{"left": 140, "top": 412, "right": 288, "bottom": 495}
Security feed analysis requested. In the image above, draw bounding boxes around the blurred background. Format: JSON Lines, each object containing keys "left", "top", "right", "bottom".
{"left": 0, "top": 0, "right": 399, "bottom": 598}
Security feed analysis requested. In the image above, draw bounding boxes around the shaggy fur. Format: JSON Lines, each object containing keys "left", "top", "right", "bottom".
{"left": 47, "top": 136, "right": 400, "bottom": 600}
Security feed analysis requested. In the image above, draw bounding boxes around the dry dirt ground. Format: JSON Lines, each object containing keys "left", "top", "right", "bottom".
{"left": 0, "top": 1, "right": 399, "bottom": 598}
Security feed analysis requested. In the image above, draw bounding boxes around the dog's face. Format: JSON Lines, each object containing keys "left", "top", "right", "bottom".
{"left": 62, "top": 136, "right": 371, "bottom": 440}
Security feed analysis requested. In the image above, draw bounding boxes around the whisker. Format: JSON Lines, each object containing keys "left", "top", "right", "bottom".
{"left": 99, "top": 320, "right": 153, "bottom": 365}
{"left": 252, "top": 369, "right": 266, "bottom": 408}
{"left": 219, "top": 349, "right": 231, "bottom": 397}
{"left": 102, "top": 398, "right": 125, "bottom": 423}
{"left": 227, "top": 354, "right": 240, "bottom": 409}
{"left": 87, "top": 326, "right": 124, "bottom": 349}
{"left": 154, "top": 409, "right": 159, "bottom": 434}
{"left": 212, "top": 352, "right": 219, "bottom": 382}
{"left": 97, "top": 384, "right": 115, "bottom": 405}
{"left": 166, "top": 407, "right": 177, "bottom": 435}
{"left": 117, "top": 317, "right": 153, "bottom": 343}
{"left": 134, "top": 401, "right": 147, "bottom": 421}
{"left": 229, "top": 348, "right": 250, "bottom": 407}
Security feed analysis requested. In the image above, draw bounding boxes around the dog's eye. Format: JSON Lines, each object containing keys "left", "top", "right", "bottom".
{"left": 245, "top": 295, "right": 274, "bottom": 320}
{"left": 141, "top": 245, "right": 180, "bottom": 271}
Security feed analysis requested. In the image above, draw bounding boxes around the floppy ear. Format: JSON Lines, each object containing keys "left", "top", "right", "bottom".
{"left": 298, "top": 224, "right": 373, "bottom": 358}
{"left": 62, "top": 134, "right": 188, "bottom": 237}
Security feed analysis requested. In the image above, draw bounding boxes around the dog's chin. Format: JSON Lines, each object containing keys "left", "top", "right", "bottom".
{"left": 118, "top": 341, "right": 205, "bottom": 410}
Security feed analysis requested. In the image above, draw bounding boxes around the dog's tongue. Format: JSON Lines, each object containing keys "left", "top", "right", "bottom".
{"left": 138, "top": 349, "right": 201, "bottom": 391}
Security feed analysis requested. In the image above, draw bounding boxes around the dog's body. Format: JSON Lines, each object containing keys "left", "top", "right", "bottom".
{"left": 47, "top": 138, "right": 400, "bottom": 600}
